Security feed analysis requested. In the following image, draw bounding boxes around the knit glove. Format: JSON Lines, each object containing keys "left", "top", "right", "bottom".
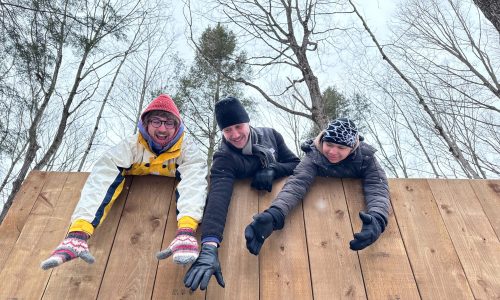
{"left": 244, "top": 211, "right": 275, "bottom": 255}
{"left": 184, "top": 243, "right": 225, "bottom": 291}
{"left": 251, "top": 168, "right": 275, "bottom": 192}
{"left": 40, "top": 231, "right": 95, "bottom": 270}
{"left": 349, "top": 211, "right": 387, "bottom": 251}
{"left": 156, "top": 228, "right": 198, "bottom": 265}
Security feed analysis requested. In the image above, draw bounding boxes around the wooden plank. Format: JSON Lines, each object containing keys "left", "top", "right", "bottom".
{"left": 428, "top": 179, "right": 500, "bottom": 299}
{"left": 344, "top": 178, "right": 420, "bottom": 300}
{"left": 97, "top": 175, "right": 175, "bottom": 299}
{"left": 152, "top": 182, "right": 205, "bottom": 300}
{"left": 0, "top": 170, "right": 48, "bottom": 271}
{"left": 259, "top": 178, "right": 313, "bottom": 300}
{"left": 389, "top": 179, "right": 474, "bottom": 300}
{"left": 0, "top": 172, "right": 77, "bottom": 299}
{"left": 206, "top": 179, "right": 259, "bottom": 300}
{"left": 42, "top": 175, "right": 133, "bottom": 299}
{"left": 303, "top": 177, "right": 365, "bottom": 299}
{"left": 469, "top": 180, "right": 500, "bottom": 237}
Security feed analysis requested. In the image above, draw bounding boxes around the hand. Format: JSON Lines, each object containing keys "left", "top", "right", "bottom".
{"left": 251, "top": 168, "right": 275, "bottom": 192}
{"left": 40, "top": 231, "right": 95, "bottom": 270}
{"left": 156, "top": 228, "right": 198, "bottom": 265}
{"left": 300, "top": 139, "right": 313, "bottom": 152}
{"left": 349, "top": 212, "right": 386, "bottom": 251}
{"left": 244, "top": 211, "right": 274, "bottom": 255}
{"left": 184, "top": 243, "right": 225, "bottom": 291}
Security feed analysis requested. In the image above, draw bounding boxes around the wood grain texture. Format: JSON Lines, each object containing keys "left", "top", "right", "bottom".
{"left": 42, "top": 175, "right": 132, "bottom": 300}
{"left": 259, "top": 178, "right": 313, "bottom": 300}
{"left": 343, "top": 178, "right": 420, "bottom": 300}
{"left": 152, "top": 181, "right": 205, "bottom": 300}
{"left": 0, "top": 172, "right": 72, "bottom": 299}
{"left": 428, "top": 179, "right": 500, "bottom": 299}
{"left": 206, "top": 179, "right": 260, "bottom": 300}
{"left": 389, "top": 179, "right": 474, "bottom": 300}
{"left": 303, "top": 177, "right": 365, "bottom": 299}
{"left": 0, "top": 170, "right": 48, "bottom": 271}
{"left": 469, "top": 179, "right": 500, "bottom": 238}
{"left": 1, "top": 172, "right": 500, "bottom": 300}
{"left": 97, "top": 175, "right": 175, "bottom": 299}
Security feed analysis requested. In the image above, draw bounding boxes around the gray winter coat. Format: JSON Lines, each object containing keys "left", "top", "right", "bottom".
{"left": 270, "top": 141, "right": 390, "bottom": 221}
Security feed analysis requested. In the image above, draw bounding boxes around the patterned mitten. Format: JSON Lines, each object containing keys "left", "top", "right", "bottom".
{"left": 40, "top": 231, "right": 95, "bottom": 270}
{"left": 156, "top": 228, "right": 199, "bottom": 265}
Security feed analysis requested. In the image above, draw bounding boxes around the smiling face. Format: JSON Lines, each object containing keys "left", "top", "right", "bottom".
{"left": 222, "top": 123, "right": 250, "bottom": 149}
{"left": 145, "top": 112, "right": 178, "bottom": 146}
{"left": 322, "top": 141, "right": 353, "bottom": 163}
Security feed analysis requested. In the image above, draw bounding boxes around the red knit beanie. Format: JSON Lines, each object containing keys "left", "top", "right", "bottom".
{"left": 141, "top": 94, "right": 181, "bottom": 122}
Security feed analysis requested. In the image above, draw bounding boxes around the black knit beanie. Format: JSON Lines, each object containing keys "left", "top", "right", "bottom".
{"left": 215, "top": 97, "right": 250, "bottom": 130}
{"left": 322, "top": 117, "right": 359, "bottom": 148}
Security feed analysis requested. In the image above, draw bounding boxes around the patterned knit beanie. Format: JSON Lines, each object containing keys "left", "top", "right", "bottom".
{"left": 215, "top": 96, "right": 250, "bottom": 130}
{"left": 322, "top": 117, "right": 358, "bottom": 148}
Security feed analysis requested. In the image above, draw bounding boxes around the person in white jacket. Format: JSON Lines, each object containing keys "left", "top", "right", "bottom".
{"left": 41, "top": 94, "right": 208, "bottom": 269}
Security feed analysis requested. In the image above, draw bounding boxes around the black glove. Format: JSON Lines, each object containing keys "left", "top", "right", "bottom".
{"left": 251, "top": 168, "right": 275, "bottom": 192}
{"left": 300, "top": 139, "right": 313, "bottom": 152}
{"left": 349, "top": 211, "right": 387, "bottom": 251}
{"left": 184, "top": 243, "right": 225, "bottom": 291}
{"left": 244, "top": 211, "right": 275, "bottom": 255}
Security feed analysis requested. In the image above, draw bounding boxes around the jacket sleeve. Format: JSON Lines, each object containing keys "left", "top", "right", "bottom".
{"left": 176, "top": 135, "right": 208, "bottom": 223}
{"left": 361, "top": 155, "right": 390, "bottom": 221}
{"left": 70, "top": 135, "right": 137, "bottom": 235}
{"left": 270, "top": 154, "right": 317, "bottom": 218}
{"left": 200, "top": 154, "right": 237, "bottom": 243}
{"left": 271, "top": 129, "right": 300, "bottom": 178}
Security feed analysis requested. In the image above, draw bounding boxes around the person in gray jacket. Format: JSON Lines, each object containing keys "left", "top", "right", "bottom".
{"left": 244, "top": 117, "right": 390, "bottom": 255}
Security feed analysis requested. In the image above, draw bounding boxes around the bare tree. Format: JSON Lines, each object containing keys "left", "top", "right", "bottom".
{"left": 349, "top": 0, "right": 489, "bottom": 179}
{"left": 78, "top": 16, "right": 148, "bottom": 171}
{"left": 0, "top": 0, "right": 71, "bottom": 221}
{"left": 473, "top": 0, "right": 500, "bottom": 33}
{"left": 0, "top": 0, "right": 154, "bottom": 222}
{"left": 33, "top": 0, "right": 145, "bottom": 171}
{"left": 258, "top": 85, "right": 310, "bottom": 158}
{"left": 110, "top": 12, "right": 180, "bottom": 137}
{"left": 186, "top": 0, "right": 354, "bottom": 129}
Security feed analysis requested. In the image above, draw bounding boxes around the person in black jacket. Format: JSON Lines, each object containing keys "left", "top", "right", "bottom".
{"left": 244, "top": 117, "right": 390, "bottom": 256}
{"left": 183, "top": 96, "right": 300, "bottom": 291}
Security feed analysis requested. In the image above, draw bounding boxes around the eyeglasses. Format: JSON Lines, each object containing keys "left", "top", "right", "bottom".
{"left": 149, "top": 118, "right": 176, "bottom": 129}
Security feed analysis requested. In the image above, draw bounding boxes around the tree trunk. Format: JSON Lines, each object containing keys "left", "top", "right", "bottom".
{"left": 292, "top": 50, "right": 328, "bottom": 129}
{"left": 473, "top": 0, "right": 500, "bottom": 33}
{"left": 78, "top": 49, "right": 133, "bottom": 171}
{"left": 133, "top": 52, "right": 151, "bottom": 134}
{"left": 207, "top": 71, "right": 222, "bottom": 170}
{"left": 350, "top": 0, "right": 482, "bottom": 179}
{"left": 0, "top": 140, "right": 29, "bottom": 193}
{"left": 34, "top": 49, "right": 89, "bottom": 170}
{"left": 388, "top": 87, "right": 441, "bottom": 178}
{"left": 2, "top": 10, "right": 67, "bottom": 222}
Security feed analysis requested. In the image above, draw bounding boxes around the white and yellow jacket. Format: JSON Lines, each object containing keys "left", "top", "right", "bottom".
{"left": 69, "top": 132, "right": 207, "bottom": 235}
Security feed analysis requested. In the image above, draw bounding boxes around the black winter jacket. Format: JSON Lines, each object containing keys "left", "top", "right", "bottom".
{"left": 270, "top": 141, "right": 390, "bottom": 227}
{"left": 201, "top": 127, "right": 300, "bottom": 243}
